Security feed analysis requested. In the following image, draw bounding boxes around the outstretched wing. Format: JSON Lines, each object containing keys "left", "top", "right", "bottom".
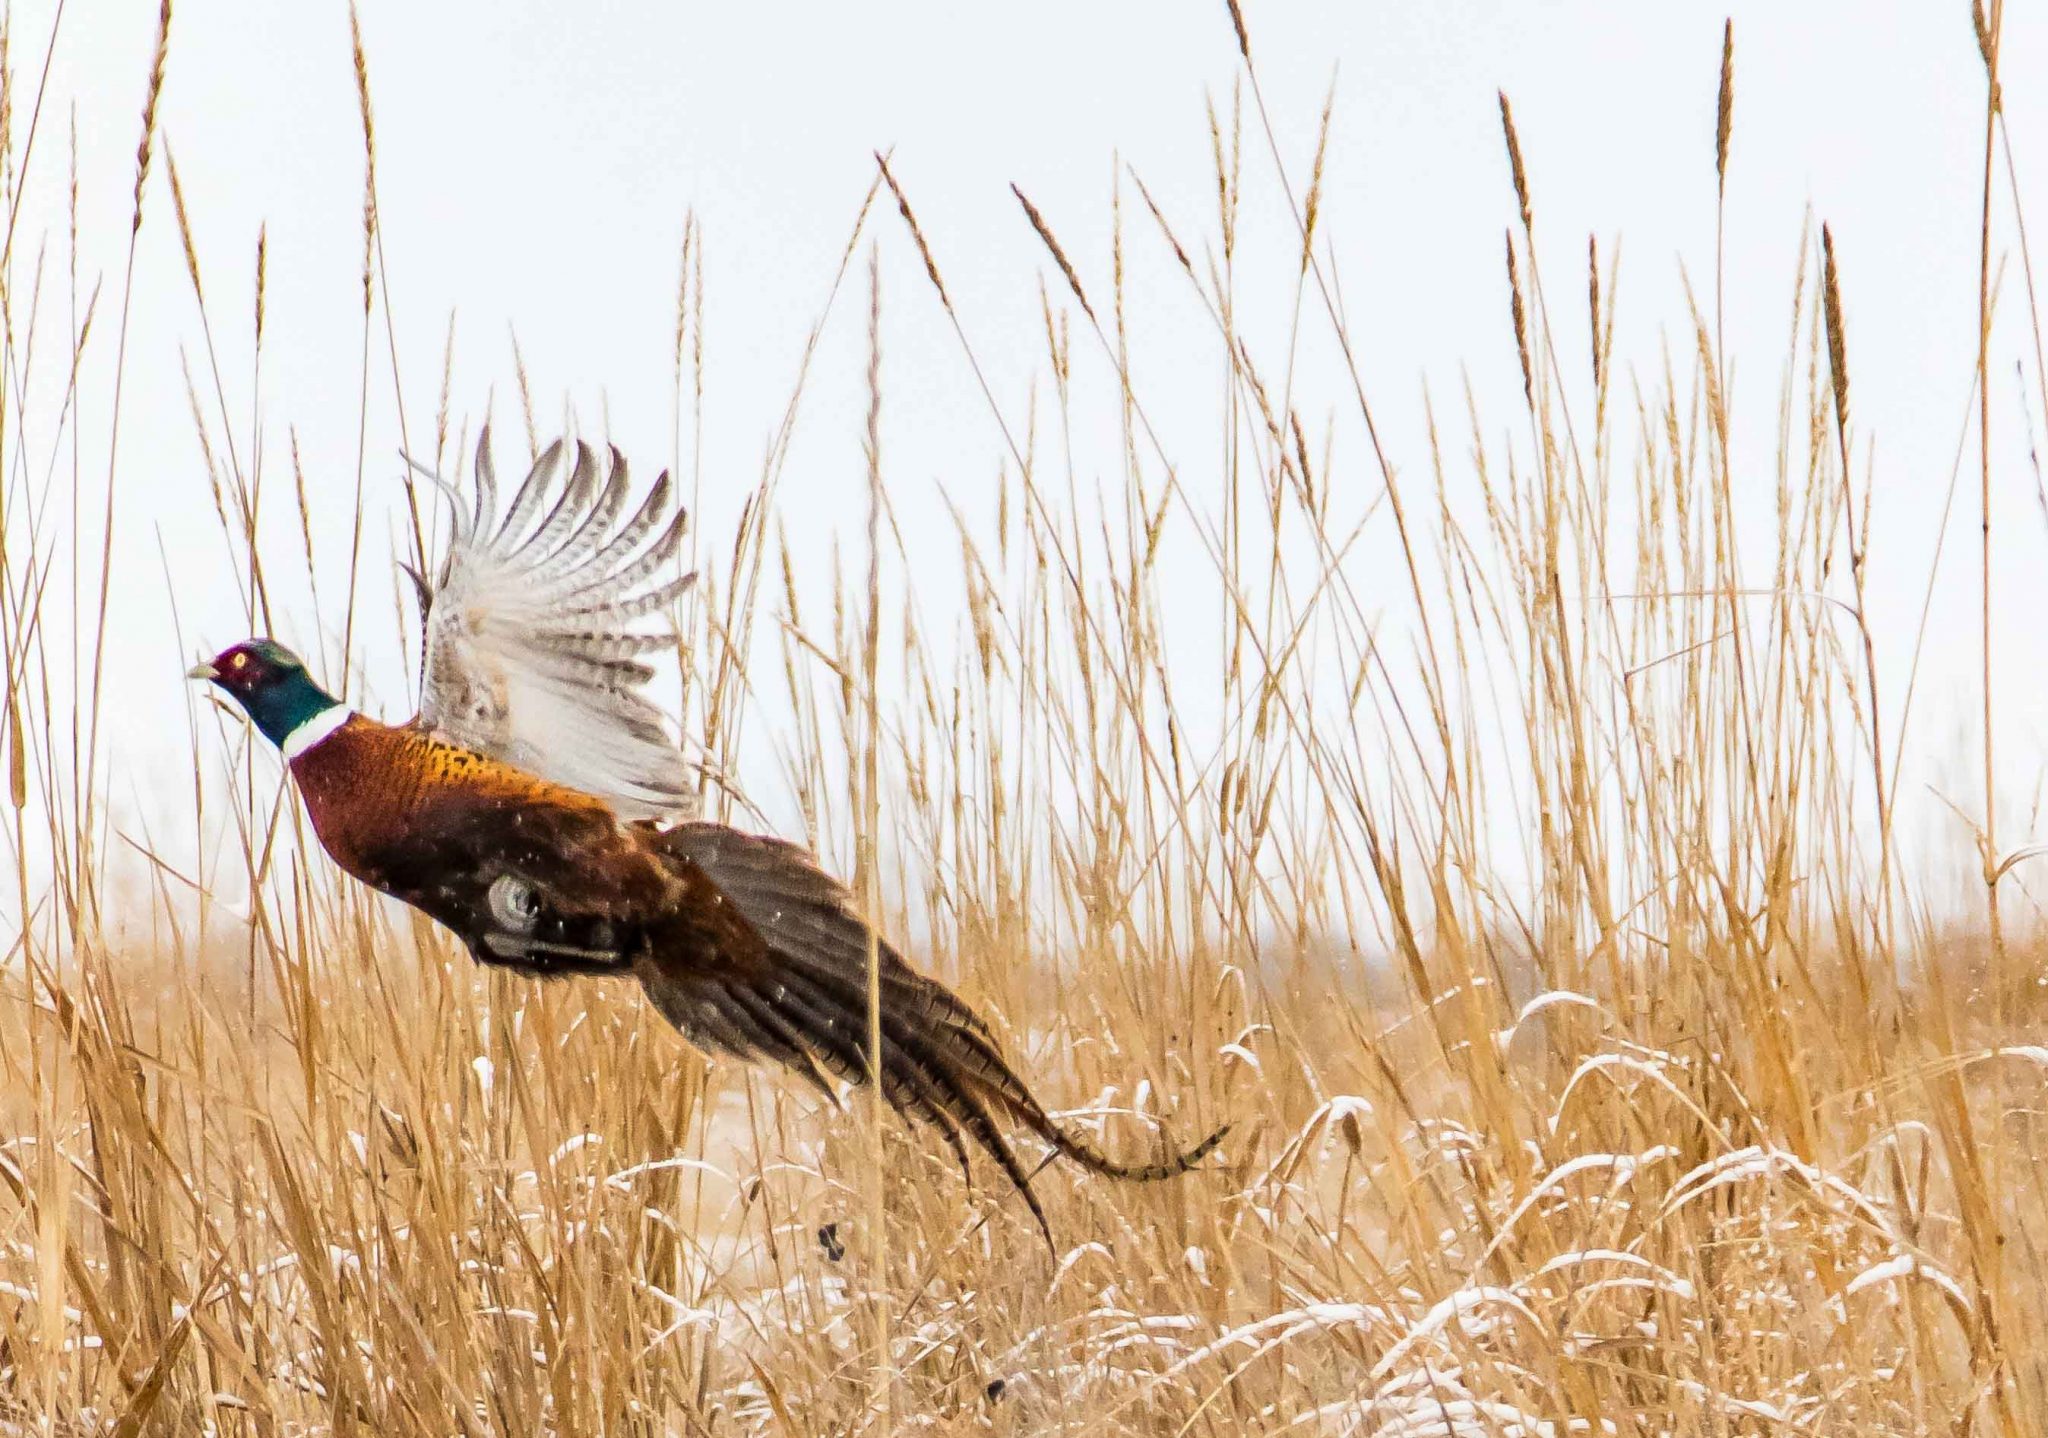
{"left": 414, "top": 428, "right": 696, "bottom": 818}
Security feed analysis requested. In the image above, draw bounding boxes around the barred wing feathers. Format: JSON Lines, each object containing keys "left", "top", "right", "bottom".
{"left": 416, "top": 430, "right": 695, "bottom": 818}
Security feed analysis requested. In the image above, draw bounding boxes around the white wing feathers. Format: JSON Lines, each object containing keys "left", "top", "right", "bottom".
{"left": 415, "top": 429, "right": 697, "bottom": 818}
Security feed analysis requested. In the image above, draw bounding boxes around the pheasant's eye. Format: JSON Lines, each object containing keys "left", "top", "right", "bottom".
{"left": 488, "top": 874, "right": 541, "bottom": 933}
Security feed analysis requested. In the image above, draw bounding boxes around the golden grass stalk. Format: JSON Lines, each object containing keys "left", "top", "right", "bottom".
{"left": 1821, "top": 223, "right": 1850, "bottom": 433}
{"left": 253, "top": 222, "right": 265, "bottom": 345}
{"left": 1223, "top": 0, "right": 1250, "bottom": 62}
{"left": 1011, "top": 183, "right": 1097, "bottom": 325}
{"left": 1974, "top": 0, "right": 2006, "bottom": 966}
{"left": 1586, "top": 232, "right": 1601, "bottom": 388}
{"left": 1506, "top": 230, "right": 1533, "bottom": 406}
{"left": 128, "top": 0, "right": 169, "bottom": 236}
{"left": 1299, "top": 94, "right": 1331, "bottom": 277}
{"left": 1498, "top": 90, "right": 1531, "bottom": 234}
{"left": 858, "top": 238, "right": 892, "bottom": 1434}
{"left": 80, "top": 0, "right": 170, "bottom": 872}
{"left": 163, "top": 143, "right": 201, "bottom": 307}
{"left": 348, "top": 2, "right": 376, "bottom": 318}
{"left": 1716, "top": 19, "right": 1734, "bottom": 193}
{"left": 875, "top": 152, "right": 951, "bottom": 314}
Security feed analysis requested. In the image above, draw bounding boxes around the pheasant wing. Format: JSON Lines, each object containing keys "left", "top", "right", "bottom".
{"left": 416, "top": 428, "right": 695, "bottom": 818}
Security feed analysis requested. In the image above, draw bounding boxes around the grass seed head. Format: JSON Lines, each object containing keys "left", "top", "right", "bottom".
{"left": 1499, "top": 89, "right": 1532, "bottom": 232}
{"left": 1717, "top": 19, "right": 1735, "bottom": 190}
{"left": 1822, "top": 222, "right": 1850, "bottom": 432}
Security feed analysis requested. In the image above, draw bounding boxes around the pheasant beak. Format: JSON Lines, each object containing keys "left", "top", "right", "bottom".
{"left": 186, "top": 661, "right": 219, "bottom": 683}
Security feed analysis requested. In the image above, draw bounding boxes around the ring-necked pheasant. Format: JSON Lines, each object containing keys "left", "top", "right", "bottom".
{"left": 190, "top": 432, "right": 1225, "bottom": 1247}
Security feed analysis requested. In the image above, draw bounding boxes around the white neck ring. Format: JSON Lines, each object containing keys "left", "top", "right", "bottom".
{"left": 281, "top": 704, "right": 353, "bottom": 761}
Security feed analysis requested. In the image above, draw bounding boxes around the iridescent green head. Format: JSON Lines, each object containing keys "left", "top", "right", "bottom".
{"left": 189, "top": 639, "right": 347, "bottom": 756}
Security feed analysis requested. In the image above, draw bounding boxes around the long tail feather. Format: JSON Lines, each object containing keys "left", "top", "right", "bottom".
{"left": 642, "top": 822, "right": 1228, "bottom": 1249}
{"left": 769, "top": 959, "right": 1054, "bottom": 1245}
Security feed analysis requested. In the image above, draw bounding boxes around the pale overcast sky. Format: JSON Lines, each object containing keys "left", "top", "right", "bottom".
{"left": 10, "top": 2, "right": 2047, "bottom": 903}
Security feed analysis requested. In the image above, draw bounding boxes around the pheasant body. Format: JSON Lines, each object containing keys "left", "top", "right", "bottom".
{"left": 191, "top": 435, "right": 1225, "bottom": 1248}
{"left": 291, "top": 713, "right": 677, "bottom": 966}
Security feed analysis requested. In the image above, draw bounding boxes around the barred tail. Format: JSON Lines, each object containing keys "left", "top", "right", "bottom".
{"left": 642, "top": 822, "right": 1229, "bottom": 1251}
{"left": 1018, "top": 1112, "right": 1233, "bottom": 1184}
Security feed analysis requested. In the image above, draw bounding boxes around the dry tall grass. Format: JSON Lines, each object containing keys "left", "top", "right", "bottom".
{"left": 2, "top": 8, "right": 2046, "bottom": 1435}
